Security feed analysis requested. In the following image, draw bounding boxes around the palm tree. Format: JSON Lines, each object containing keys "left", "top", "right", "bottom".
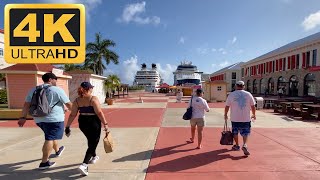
{"left": 86, "top": 33, "right": 119, "bottom": 75}
{"left": 63, "top": 64, "right": 82, "bottom": 71}
{"left": 104, "top": 74, "right": 121, "bottom": 98}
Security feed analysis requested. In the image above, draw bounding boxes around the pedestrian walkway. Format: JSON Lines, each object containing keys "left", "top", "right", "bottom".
{"left": 0, "top": 92, "right": 320, "bottom": 179}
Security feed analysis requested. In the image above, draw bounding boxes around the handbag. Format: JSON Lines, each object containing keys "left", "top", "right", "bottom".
{"left": 182, "top": 96, "right": 193, "bottom": 120}
{"left": 220, "top": 120, "right": 233, "bottom": 145}
{"left": 103, "top": 131, "right": 114, "bottom": 153}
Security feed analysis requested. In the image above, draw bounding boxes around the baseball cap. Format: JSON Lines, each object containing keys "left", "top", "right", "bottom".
{"left": 81, "top": 82, "right": 94, "bottom": 89}
{"left": 236, "top": 81, "right": 245, "bottom": 86}
{"left": 42, "top": 72, "right": 57, "bottom": 82}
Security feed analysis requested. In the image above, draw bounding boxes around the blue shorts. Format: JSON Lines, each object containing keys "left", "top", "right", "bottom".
{"left": 37, "top": 122, "right": 64, "bottom": 140}
{"left": 231, "top": 122, "right": 251, "bottom": 137}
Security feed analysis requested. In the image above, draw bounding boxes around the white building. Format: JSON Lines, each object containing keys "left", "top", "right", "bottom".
{"left": 241, "top": 32, "right": 320, "bottom": 96}
{"left": 173, "top": 61, "right": 202, "bottom": 86}
{"left": 210, "top": 62, "right": 244, "bottom": 92}
{"left": 133, "top": 63, "right": 163, "bottom": 92}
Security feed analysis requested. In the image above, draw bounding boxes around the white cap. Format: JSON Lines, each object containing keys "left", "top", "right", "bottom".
{"left": 236, "top": 81, "right": 245, "bottom": 86}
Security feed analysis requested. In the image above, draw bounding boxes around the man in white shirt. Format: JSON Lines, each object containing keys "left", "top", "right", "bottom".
{"left": 224, "top": 81, "right": 256, "bottom": 156}
{"left": 189, "top": 89, "right": 210, "bottom": 149}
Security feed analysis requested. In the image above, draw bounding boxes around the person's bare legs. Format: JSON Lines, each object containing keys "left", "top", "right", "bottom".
{"left": 53, "top": 140, "right": 59, "bottom": 152}
{"left": 243, "top": 136, "right": 248, "bottom": 146}
{"left": 42, "top": 140, "right": 53, "bottom": 163}
{"left": 233, "top": 134, "right": 239, "bottom": 146}
{"left": 197, "top": 126, "right": 204, "bottom": 149}
{"left": 190, "top": 125, "right": 196, "bottom": 142}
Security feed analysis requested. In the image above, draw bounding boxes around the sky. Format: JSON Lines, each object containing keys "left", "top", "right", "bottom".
{"left": 1, "top": 0, "right": 320, "bottom": 85}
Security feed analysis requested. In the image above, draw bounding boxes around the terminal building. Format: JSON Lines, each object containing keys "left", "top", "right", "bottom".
{"left": 210, "top": 62, "right": 244, "bottom": 92}
{"left": 241, "top": 32, "right": 320, "bottom": 97}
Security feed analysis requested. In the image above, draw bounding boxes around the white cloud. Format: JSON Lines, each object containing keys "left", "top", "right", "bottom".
{"left": 211, "top": 48, "right": 217, "bottom": 52}
{"left": 218, "top": 48, "right": 227, "bottom": 54}
{"left": 119, "top": 55, "right": 140, "bottom": 84}
{"left": 116, "top": 56, "right": 176, "bottom": 85}
{"left": 196, "top": 47, "right": 209, "bottom": 55}
{"left": 118, "top": 1, "right": 160, "bottom": 25}
{"left": 236, "top": 49, "right": 244, "bottom": 54}
{"left": 219, "top": 61, "right": 229, "bottom": 67}
{"left": 302, "top": 10, "right": 320, "bottom": 31}
{"left": 231, "top": 36, "right": 237, "bottom": 44}
{"left": 156, "top": 63, "right": 177, "bottom": 85}
{"left": 43, "top": 0, "right": 102, "bottom": 21}
{"left": 179, "top": 37, "right": 185, "bottom": 44}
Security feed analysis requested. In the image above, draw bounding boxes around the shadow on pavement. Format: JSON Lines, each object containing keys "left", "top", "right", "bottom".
{"left": 147, "top": 148, "right": 247, "bottom": 172}
{"left": 113, "top": 143, "right": 194, "bottom": 162}
{"left": 0, "top": 159, "right": 84, "bottom": 179}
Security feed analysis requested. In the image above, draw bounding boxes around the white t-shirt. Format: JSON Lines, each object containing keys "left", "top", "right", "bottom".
{"left": 226, "top": 90, "right": 255, "bottom": 122}
{"left": 189, "top": 96, "right": 210, "bottom": 119}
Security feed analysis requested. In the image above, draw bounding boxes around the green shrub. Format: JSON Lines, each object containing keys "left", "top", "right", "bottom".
{"left": 128, "top": 85, "right": 145, "bottom": 90}
{"left": 0, "top": 89, "right": 7, "bottom": 104}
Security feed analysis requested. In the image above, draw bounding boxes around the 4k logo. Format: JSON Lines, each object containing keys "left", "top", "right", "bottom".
{"left": 4, "top": 4, "right": 85, "bottom": 63}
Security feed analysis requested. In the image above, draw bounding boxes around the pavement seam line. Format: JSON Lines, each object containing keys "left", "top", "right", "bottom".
{"left": 144, "top": 127, "right": 162, "bottom": 180}
{"left": 253, "top": 129, "right": 320, "bottom": 165}
{"left": 0, "top": 135, "right": 42, "bottom": 152}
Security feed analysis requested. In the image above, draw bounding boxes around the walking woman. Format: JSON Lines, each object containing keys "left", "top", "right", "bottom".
{"left": 65, "top": 82, "right": 109, "bottom": 176}
{"left": 189, "top": 89, "right": 210, "bottom": 149}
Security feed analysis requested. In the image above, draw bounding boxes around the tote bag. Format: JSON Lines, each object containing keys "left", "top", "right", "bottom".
{"left": 220, "top": 121, "right": 233, "bottom": 145}
{"left": 182, "top": 96, "right": 193, "bottom": 120}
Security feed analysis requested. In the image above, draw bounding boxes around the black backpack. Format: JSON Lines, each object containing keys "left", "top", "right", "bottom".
{"left": 29, "top": 85, "right": 59, "bottom": 117}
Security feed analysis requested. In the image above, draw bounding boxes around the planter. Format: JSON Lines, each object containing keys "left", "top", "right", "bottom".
{"left": 105, "top": 98, "right": 114, "bottom": 105}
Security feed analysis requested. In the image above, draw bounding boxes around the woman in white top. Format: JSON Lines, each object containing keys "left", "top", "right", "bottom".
{"left": 189, "top": 89, "right": 210, "bottom": 149}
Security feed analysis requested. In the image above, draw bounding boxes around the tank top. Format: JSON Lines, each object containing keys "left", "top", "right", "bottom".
{"left": 76, "top": 96, "right": 95, "bottom": 114}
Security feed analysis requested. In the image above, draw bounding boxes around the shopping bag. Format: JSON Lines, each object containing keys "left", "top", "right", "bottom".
{"left": 220, "top": 121, "right": 233, "bottom": 145}
{"left": 103, "top": 131, "right": 114, "bottom": 153}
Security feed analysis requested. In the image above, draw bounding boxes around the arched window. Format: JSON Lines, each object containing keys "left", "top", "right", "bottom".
{"left": 304, "top": 73, "right": 316, "bottom": 96}
{"left": 268, "top": 78, "right": 275, "bottom": 95}
{"left": 277, "top": 76, "right": 287, "bottom": 95}
{"left": 247, "top": 80, "right": 251, "bottom": 92}
{"left": 289, "top": 75, "right": 299, "bottom": 97}
{"left": 253, "top": 79, "right": 257, "bottom": 94}
{"left": 260, "top": 78, "right": 266, "bottom": 94}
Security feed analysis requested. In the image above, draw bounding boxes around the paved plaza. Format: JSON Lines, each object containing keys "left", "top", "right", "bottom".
{"left": 1, "top": 92, "right": 320, "bottom": 180}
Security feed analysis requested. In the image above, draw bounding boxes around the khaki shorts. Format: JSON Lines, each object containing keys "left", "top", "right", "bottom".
{"left": 190, "top": 118, "right": 205, "bottom": 127}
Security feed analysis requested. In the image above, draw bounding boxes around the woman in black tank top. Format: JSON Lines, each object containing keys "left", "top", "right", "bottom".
{"left": 65, "top": 82, "right": 109, "bottom": 176}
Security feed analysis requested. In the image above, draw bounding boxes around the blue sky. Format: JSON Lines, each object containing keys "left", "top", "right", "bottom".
{"left": 1, "top": 0, "right": 320, "bottom": 84}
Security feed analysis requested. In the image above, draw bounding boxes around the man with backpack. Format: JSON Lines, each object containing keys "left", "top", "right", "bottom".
{"left": 18, "top": 72, "right": 72, "bottom": 169}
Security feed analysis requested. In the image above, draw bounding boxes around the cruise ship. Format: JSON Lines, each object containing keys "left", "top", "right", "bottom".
{"left": 173, "top": 61, "right": 203, "bottom": 86}
{"left": 133, "top": 63, "right": 163, "bottom": 92}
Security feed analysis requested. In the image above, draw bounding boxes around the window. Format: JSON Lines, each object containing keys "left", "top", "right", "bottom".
{"left": 306, "top": 51, "right": 311, "bottom": 67}
{"left": 231, "top": 80, "right": 236, "bottom": 91}
{"left": 217, "top": 86, "right": 222, "bottom": 91}
{"left": 0, "top": 48, "right": 3, "bottom": 56}
{"left": 312, "top": 49, "right": 317, "bottom": 66}
{"left": 283, "top": 58, "right": 286, "bottom": 71}
{"left": 232, "top": 72, "right": 236, "bottom": 79}
{"left": 241, "top": 68, "right": 244, "bottom": 77}
{"left": 296, "top": 54, "right": 299, "bottom": 69}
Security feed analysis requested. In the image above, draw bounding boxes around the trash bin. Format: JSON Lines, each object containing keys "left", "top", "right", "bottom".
{"left": 254, "top": 97, "right": 264, "bottom": 109}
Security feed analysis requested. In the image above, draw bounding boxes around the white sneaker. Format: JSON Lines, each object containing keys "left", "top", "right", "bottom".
{"left": 78, "top": 164, "right": 88, "bottom": 176}
{"left": 89, "top": 156, "right": 99, "bottom": 164}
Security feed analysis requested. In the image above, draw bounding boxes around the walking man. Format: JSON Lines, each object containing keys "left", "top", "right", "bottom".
{"left": 18, "top": 72, "right": 72, "bottom": 169}
{"left": 224, "top": 81, "right": 256, "bottom": 156}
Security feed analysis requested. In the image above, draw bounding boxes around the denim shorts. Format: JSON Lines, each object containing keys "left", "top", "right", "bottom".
{"left": 37, "top": 122, "right": 64, "bottom": 140}
{"left": 231, "top": 122, "right": 251, "bottom": 136}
